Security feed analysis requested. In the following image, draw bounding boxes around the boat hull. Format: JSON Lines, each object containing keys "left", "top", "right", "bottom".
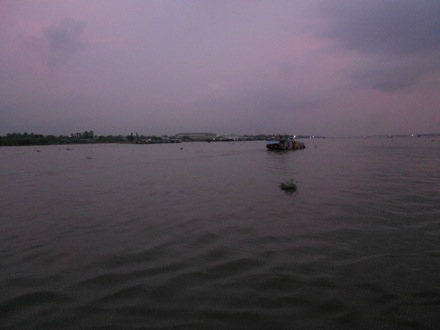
{"left": 266, "top": 140, "right": 305, "bottom": 150}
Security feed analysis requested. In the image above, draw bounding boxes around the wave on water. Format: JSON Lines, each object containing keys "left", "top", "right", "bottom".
{"left": 1, "top": 139, "right": 440, "bottom": 329}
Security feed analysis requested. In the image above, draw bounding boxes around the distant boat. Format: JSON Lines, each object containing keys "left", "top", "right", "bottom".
{"left": 280, "top": 179, "right": 297, "bottom": 191}
{"left": 266, "top": 135, "right": 305, "bottom": 150}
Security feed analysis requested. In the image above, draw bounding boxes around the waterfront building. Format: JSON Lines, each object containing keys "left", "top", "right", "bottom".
{"left": 175, "top": 132, "right": 217, "bottom": 141}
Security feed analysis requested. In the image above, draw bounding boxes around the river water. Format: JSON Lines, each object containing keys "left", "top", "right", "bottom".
{"left": 1, "top": 137, "right": 439, "bottom": 329}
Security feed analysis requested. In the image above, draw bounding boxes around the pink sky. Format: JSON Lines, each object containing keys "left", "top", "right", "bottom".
{"left": 1, "top": 0, "right": 439, "bottom": 136}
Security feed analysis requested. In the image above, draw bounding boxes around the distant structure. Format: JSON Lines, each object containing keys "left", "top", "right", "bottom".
{"left": 216, "top": 134, "right": 240, "bottom": 141}
{"left": 175, "top": 133, "right": 217, "bottom": 142}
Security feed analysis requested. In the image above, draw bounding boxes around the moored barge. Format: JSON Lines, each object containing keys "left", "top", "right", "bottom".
{"left": 266, "top": 135, "right": 305, "bottom": 150}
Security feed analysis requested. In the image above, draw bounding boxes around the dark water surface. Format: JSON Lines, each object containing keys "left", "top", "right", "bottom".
{"left": 1, "top": 137, "right": 440, "bottom": 329}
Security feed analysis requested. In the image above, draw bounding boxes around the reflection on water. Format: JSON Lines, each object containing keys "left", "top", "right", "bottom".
{"left": 1, "top": 138, "right": 440, "bottom": 329}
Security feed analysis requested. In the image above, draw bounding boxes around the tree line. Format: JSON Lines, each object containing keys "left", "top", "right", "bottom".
{"left": 0, "top": 131, "right": 158, "bottom": 146}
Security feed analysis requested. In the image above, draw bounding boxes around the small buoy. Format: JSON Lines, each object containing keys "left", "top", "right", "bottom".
{"left": 280, "top": 179, "right": 297, "bottom": 192}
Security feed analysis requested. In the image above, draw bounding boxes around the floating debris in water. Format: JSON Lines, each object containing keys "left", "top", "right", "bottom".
{"left": 280, "top": 179, "right": 297, "bottom": 192}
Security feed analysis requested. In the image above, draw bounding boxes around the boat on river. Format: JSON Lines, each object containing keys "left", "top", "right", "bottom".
{"left": 266, "top": 135, "right": 305, "bottom": 151}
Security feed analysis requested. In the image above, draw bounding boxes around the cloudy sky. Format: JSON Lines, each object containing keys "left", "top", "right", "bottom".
{"left": 1, "top": 0, "right": 439, "bottom": 136}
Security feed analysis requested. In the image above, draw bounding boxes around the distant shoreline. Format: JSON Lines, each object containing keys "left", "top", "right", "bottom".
{"left": 1, "top": 132, "right": 438, "bottom": 147}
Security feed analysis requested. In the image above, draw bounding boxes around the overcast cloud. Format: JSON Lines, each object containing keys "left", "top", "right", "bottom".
{"left": 24, "top": 17, "right": 86, "bottom": 70}
{"left": 1, "top": 0, "right": 439, "bottom": 136}
{"left": 317, "top": 0, "right": 440, "bottom": 92}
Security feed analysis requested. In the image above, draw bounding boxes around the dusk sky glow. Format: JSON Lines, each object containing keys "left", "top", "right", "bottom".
{"left": 1, "top": 0, "right": 439, "bottom": 136}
